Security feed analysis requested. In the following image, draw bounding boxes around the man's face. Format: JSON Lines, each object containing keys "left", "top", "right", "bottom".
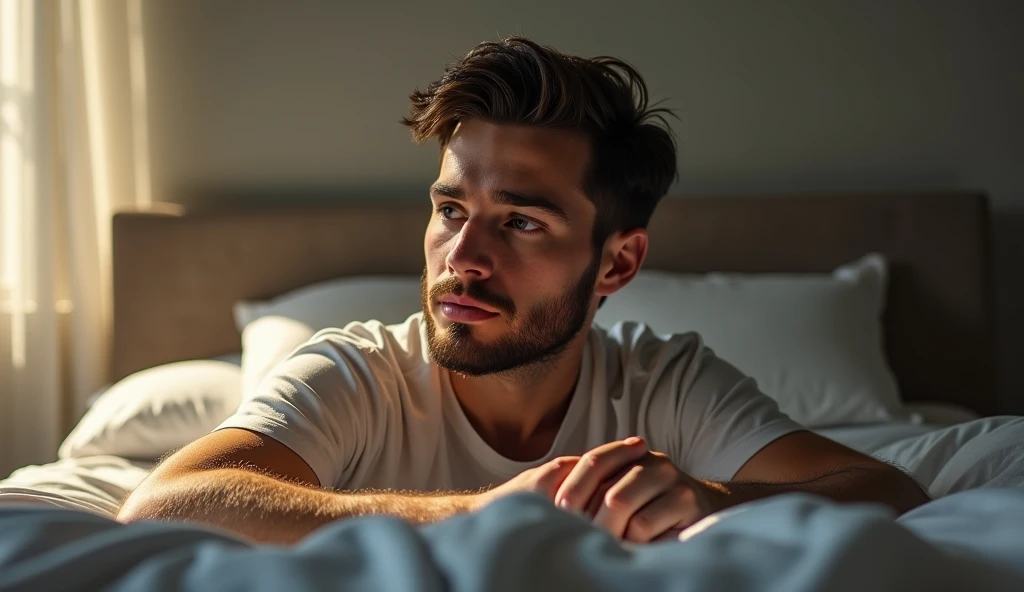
{"left": 422, "top": 119, "right": 601, "bottom": 376}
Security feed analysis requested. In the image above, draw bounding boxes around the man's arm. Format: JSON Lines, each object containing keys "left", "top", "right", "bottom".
{"left": 716, "top": 430, "right": 930, "bottom": 513}
{"left": 117, "top": 428, "right": 478, "bottom": 545}
{"left": 555, "top": 433, "right": 930, "bottom": 542}
{"left": 118, "top": 428, "right": 579, "bottom": 545}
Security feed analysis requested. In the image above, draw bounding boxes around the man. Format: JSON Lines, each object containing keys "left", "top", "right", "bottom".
{"left": 118, "top": 37, "right": 929, "bottom": 544}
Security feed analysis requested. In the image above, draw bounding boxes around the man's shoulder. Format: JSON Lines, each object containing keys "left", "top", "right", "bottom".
{"left": 591, "top": 320, "right": 705, "bottom": 357}
{"left": 589, "top": 320, "right": 711, "bottom": 384}
{"left": 303, "top": 312, "right": 429, "bottom": 363}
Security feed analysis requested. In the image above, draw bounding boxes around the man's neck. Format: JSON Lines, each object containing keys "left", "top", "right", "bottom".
{"left": 448, "top": 331, "right": 589, "bottom": 462}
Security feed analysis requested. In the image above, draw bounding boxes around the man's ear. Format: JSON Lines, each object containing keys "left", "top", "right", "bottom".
{"left": 594, "top": 228, "right": 648, "bottom": 298}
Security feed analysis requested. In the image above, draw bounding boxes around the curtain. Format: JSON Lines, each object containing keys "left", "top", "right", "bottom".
{"left": 0, "top": 0, "right": 151, "bottom": 476}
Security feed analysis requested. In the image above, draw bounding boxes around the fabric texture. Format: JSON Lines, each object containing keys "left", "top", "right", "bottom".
{"left": 58, "top": 359, "right": 243, "bottom": 462}
{"left": 3, "top": 488, "right": 1024, "bottom": 591}
{"left": 216, "top": 313, "right": 802, "bottom": 490}
{"left": 594, "top": 254, "right": 904, "bottom": 428}
{"left": 0, "top": 456, "right": 153, "bottom": 517}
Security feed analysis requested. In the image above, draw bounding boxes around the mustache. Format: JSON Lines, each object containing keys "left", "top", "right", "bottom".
{"left": 430, "top": 276, "right": 516, "bottom": 318}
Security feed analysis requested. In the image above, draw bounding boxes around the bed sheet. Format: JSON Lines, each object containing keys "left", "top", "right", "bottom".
{"left": 813, "top": 401, "right": 982, "bottom": 453}
{"left": 814, "top": 422, "right": 940, "bottom": 453}
{"left": 1, "top": 415, "right": 1022, "bottom": 590}
{"left": 818, "top": 415, "right": 1024, "bottom": 498}
{"left": 2, "top": 489, "right": 1023, "bottom": 591}
{"left": 0, "top": 456, "right": 153, "bottom": 517}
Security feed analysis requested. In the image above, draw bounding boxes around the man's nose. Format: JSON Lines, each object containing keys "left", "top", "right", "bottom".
{"left": 445, "top": 219, "right": 494, "bottom": 281}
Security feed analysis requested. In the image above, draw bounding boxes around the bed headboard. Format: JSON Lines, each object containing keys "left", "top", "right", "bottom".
{"left": 112, "top": 191, "right": 996, "bottom": 415}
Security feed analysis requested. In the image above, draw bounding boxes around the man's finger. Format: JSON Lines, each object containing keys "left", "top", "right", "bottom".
{"left": 534, "top": 456, "right": 580, "bottom": 497}
{"left": 584, "top": 465, "right": 634, "bottom": 517}
{"left": 592, "top": 459, "right": 675, "bottom": 538}
{"left": 555, "top": 438, "right": 649, "bottom": 511}
{"left": 623, "top": 486, "right": 703, "bottom": 543}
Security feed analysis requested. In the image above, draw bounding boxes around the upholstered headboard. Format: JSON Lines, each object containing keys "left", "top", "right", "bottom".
{"left": 111, "top": 192, "right": 996, "bottom": 414}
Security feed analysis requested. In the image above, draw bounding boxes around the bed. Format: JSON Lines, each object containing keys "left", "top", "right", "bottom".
{"left": 3, "top": 191, "right": 1023, "bottom": 591}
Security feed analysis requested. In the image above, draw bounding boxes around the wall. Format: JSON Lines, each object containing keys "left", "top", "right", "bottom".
{"left": 141, "top": 0, "right": 1024, "bottom": 411}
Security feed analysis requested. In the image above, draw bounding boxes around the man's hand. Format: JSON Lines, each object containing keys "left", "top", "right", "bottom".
{"left": 473, "top": 456, "right": 581, "bottom": 510}
{"left": 554, "top": 438, "right": 724, "bottom": 542}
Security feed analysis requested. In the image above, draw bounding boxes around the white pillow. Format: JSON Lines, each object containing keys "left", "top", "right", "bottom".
{"left": 239, "top": 315, "right": 317, "bottom": 400}
{"left": 233, "top": 276, "right": 422, "bottom": 331}
{"left": 594, "top": 254, "right": 904, "bottom": 428}
{"left": 58, "top": 358, "right": 243, "bottom": 461}
{"left": 234, "top": 276, "right": 422, "bottom": 399}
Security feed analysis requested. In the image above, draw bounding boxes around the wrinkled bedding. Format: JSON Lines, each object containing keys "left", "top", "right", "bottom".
{"left": 821, "top": 415, "right": 1024, "bottom": 497}
{"left": 0, "top": 456, "right": 153, "bottom": 517}
{"left": 2, "top": 489, "right": 1023, "bottom": 591}
{"left": 1, "top": 416, "right": 1022, "bottom": 591}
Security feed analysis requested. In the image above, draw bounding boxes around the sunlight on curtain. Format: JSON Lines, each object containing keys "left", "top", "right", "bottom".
{"left": 0, "top": 0, "right": 151, "bottom": 476}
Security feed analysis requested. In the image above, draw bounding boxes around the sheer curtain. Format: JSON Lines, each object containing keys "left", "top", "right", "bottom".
{"left": 0, "top": 0, "right": 151, "bottom": 476}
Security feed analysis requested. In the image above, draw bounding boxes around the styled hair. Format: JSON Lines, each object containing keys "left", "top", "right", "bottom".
{"left": 401, "top": 36, "right": 678, "bottom": 247}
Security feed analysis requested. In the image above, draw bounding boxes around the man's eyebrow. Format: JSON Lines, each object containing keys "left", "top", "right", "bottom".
{"left": 430, "top": 183, "right": 463, "bottom": 199}
{"left": 429, "top": 183, "right": 570, "bottom": 225}
{"left": 492, "top": 190, "right": 569, "bottom": 225}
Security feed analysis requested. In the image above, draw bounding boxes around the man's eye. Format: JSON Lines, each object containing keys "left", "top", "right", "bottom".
{"left": 437, "top": 205, "right": 465, "bottom": 220}
{"left": 510, "top": 217, "right": 539, "bottom": 232}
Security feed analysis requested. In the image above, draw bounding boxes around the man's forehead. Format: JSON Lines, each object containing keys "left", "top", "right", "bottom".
{"left": 440, "top": 121, "right": 592, "bottom": 203}
{"left": 439, "top": 151, "right": 558, "bottom": 189}
{"left": 448, "top": 118, "right": 593, "bottom": 162}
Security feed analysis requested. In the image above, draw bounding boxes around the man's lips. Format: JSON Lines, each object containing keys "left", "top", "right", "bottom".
{"left": 438, "top": 296, "right": 498, "bottom": 313}
{"left": 437, "top": 296, "right": 500, "bottom": 323}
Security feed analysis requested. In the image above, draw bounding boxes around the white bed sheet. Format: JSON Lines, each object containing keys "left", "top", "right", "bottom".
{"left": 815, "top": 421, "right": 941, "bottom": 453}
{"left": 0, "top": 455, "right": 153, "bottom": 517}
{"left": 818, "top": 415, "right": 1024, "bottom": 498}
{"left": 813, "top": 401, "right": 983, "bottom": 453}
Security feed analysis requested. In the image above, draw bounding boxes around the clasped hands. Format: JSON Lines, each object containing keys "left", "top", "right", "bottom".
{"left": 478, "top": 437, "right": 724, "bottom": 543}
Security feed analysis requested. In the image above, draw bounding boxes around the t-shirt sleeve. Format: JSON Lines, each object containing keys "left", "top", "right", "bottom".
{"left": 214, "top": 328, "right": 395, "bottom": 489}
{"left": 670, "top": 341, "right": 804, "bottom": 482}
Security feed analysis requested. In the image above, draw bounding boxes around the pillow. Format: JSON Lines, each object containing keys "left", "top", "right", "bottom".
{"left": 233, "top": 276, "right": 422, "bottom": 331}
{"left": 234, "top": 276, "right": 422, "bottom": 399}
{"left": 593, "top": 254, "right": 904, "bottom": 428}
{"left": 58, "top": 358, "right": 243, "bottom": 461}
{"left": 239, "top": 315, "right": 317, "bottom": 400}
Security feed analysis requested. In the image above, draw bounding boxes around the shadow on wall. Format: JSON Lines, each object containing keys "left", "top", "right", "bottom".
{"left": 991, "top": 207, "right": 1024, "bottom": 415}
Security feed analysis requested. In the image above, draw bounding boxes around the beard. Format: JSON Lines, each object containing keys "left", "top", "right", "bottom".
{"left": 421, "top": 255, "right": 601, "bottom": 377}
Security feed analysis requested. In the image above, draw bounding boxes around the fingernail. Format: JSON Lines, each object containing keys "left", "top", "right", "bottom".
{"left": 624, "top": 436, "right": 643, "bottom": 446}
{"left": 558, "top": 498, "right": 571, "bottom": 510}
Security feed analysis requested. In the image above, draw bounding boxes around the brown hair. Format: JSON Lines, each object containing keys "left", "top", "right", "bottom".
{"left": 401, "top": 36, "right": 678, "bottom": 247}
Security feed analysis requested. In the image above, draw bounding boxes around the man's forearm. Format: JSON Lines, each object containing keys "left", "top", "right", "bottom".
{"left": 117, "top": 468, "right": 478, "bottom": 545}
{"left": 706, "top": 465, "right": 931, "bottom": 515}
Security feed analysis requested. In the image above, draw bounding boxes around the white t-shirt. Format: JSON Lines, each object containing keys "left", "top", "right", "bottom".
{"left": 216, "top": 313, "right": 803, "bottom": 490}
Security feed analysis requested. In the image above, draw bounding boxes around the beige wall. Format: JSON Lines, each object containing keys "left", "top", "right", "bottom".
{"left": 141, "top": 0, "right": 1024, "bottom": 411}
